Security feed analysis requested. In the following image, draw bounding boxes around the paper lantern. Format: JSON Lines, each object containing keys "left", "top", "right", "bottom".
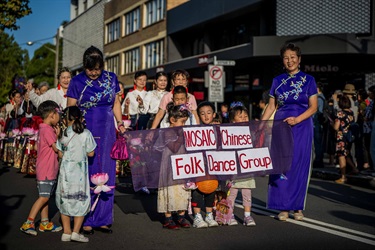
{"left": 197, "top": 180, "right": 218, "bottom": 194}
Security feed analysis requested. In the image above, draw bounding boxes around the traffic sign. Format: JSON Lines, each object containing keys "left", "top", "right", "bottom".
{"left": 216, "top": 60, "right": 236, "bottom": 66}
{"left": 207, "top": 65, "right": 225, "bottom": 102}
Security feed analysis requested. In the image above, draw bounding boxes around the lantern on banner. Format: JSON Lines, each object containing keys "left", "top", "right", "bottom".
{"left": 197, "top": 180, "right": 218, "bottom": 194}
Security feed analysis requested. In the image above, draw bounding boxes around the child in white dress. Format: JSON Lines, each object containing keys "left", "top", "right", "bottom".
{"left": 56, "top": 106, "right": 97, "bottom": 242}
{"left": 157, "top": 103, "right": 193, "bottom": 229}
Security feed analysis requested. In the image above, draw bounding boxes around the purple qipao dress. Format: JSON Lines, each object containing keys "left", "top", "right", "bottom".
{"left": 67, "top": 70, "right": 120, "bottom": 227}
{"left": 268, "top": 71, "right": 317, "bottom": 211}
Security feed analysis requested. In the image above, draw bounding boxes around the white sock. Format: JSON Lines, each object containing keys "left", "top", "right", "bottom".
{"left": 245, "top": 212, "right": 251, "bottom": 217}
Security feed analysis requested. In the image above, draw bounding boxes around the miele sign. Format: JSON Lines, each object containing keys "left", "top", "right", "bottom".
{"left": 304, "top": 65, "right": 339, "bottom": 72}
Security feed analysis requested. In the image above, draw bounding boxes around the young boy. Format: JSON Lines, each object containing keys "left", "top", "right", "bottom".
{"left": 191, "top": 101, "right": 219, "bottom": 228}
{"left": 20, "top": 100, "right": 62, "bottom": 236}
{"left": 150, "top": 69, "right": 200, "bottom": 129}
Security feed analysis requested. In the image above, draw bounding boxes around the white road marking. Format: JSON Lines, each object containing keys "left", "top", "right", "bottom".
{"left": 234, "top": 201, "right": 375, "bottom": 246}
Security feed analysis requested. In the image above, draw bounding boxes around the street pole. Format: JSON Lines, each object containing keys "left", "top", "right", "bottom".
{"left": 54, "top": 28, "right": 60, "bottom": 87}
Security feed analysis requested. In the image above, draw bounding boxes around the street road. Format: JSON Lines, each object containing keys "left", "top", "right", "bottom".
{"left": 1, "top": 163, "right": 374, "bottom": 250}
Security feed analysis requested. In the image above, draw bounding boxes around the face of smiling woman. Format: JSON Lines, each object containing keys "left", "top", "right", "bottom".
{"left": 85, "top": 65, "right": 102, "bottom": 80}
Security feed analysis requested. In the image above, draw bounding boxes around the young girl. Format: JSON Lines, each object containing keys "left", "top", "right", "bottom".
{"left": 143, "top": 72, "right": 169, "bottom": 129}
{"left": 157, "top": 103, "right": 193, "bottom": 229}
{"left": 150, "top": 69, "right": 199, "bottom": 129}
{"left": 55, "top": 106, "right": 97, "bottom": 242}
{"left": 159, "top": 85, "right": 197, "bottom": 127}
{"left": 226, "top": 102, "right": 256, "bottom": 226}
{"left": 122, "top": 71, "right": 149, "bottom": 130}
{"left": 191, "top": 101, "right": 219, "bottom": 228}
{"left": 334, "top": 95, "right": 357, "bottom": 184}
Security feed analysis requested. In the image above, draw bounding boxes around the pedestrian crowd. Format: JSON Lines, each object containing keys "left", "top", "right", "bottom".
{"left": 0, "top": 43, "right": 373, "bottom": 243}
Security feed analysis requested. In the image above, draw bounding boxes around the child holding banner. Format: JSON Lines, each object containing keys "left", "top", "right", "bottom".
{"left": 157, "top": 103, "right": 193, "bottom": 229}
{"left": 190, "top": 101, "right": 219, "bottom": 228}
{"left": 226, "top": 102, "right": 256, "bottom": 226}
{"left": 150, "top": 69, "right": 199, "bottom": 129}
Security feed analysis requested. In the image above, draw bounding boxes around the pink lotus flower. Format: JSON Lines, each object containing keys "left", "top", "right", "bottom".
{"left": 123, "top": 120, "right": 131, "bottom": 128}
{"left": 12, "top": 129, "right": 20, "bottom": 136}
{"left": 130, "top": 138, "right": 142, "bottom": 146}
{"left": 22, "top": 127, "right": 35, "bottom": 136}
{"left": 90, "top": 172, "right": 115, "bottom": 212}
{"left": 90, "top": 173, "right": 114, "bottom": 194}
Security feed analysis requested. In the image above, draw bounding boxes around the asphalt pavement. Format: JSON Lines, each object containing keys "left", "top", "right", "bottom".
{"left": 1, "top": 159, "right": 374, "bottom": 250}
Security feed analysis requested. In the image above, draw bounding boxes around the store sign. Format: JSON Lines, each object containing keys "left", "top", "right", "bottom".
{"left": 304, "top": 65, "right": 339, "bottom": 72}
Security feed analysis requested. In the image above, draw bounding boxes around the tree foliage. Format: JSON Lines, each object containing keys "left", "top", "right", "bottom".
{"left": 0, "top": 0, "right": 32, "bottom": 31}
{"left": 25, "top": 44, "right": 56, "bottom": 86}
{"left": 0, "top": 31, "right": 27, "bottom": 103}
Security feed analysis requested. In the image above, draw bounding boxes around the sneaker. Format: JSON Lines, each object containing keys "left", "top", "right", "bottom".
{"left": 228, "top": 216, "right": 238, "bottom": 226}
{"left": 39, "top": 222, "right": 63, "bottom": 232}
{"left": 20, "top": 222, "right": 37, "bottom": 236}
{"left": 176, "top": 217, "right": 191, "bottom": 228}
{"left": 61, "top": 233, "right": 71, "bottom": 242}
{"left": 205, "top": 213, "right": 219, "bottom": 227}
{"left": 243, "top": 216, "right": 256, "bottom": 226}
{"left": 193, "top": 214, "right": 208, "bottom": 228}
{"left": 71, "top": 232, "right": 89, "bottom": 243}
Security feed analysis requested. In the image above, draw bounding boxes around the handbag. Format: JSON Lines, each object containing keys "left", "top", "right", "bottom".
{"left": 110, "top": 135, "right": 128, "bottom": 160}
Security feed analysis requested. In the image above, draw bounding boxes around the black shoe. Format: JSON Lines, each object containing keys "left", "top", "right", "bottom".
{"left": 82, "top": 228, "right": 94, "bottom": 235}
{"left": 95, "top": 227, "right": 113, "bottom": 234}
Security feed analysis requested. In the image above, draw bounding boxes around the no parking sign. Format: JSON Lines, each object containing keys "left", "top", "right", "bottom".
{"left": 207, "top": 65, "right": 224, "bottom": 102}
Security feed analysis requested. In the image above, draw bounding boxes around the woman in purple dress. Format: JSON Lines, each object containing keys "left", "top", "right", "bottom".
{"left": 67, "top": 46, "right": 126, "bottom": 234}
{"left": 261, "top": 43, "right": 318, "bottom": 221}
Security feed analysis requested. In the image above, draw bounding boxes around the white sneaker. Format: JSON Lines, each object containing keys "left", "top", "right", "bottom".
{"left": 243, "top": 216, "right": 256, "bottom": 226}
{"left": 228, "top": 216, "right": 238, "bottom": 226}
{"left": 61, "top": 233, "right": 71, "bottom": 242}
{"left": 193, "top": 214, "right": 208, "bottom": 228}
{"left": 205, "top": 213, "right": 219, "bottom": 227}
{"left": 71, "top": 232, "right": 89, "bottom": 243}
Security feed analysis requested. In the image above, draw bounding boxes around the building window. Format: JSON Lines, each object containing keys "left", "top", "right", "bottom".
{"left": 107, "top": 18, "right": 120, "bottom": 43}
{"left": 144, "top": 39, "right": 164, "bottom": 68}
{"left": 145, "top": 0, "right": 165, "bottom": 26}
{"left": 125, "top": 7, "right": 140, "bottom": 35}
{"left": 124, "top": 48, "right": 140, "bottom": 74}
{"left": 107, "top": 55, "right": 119, "bottom": 75}
{"left": 83, "top": 0, "right": 87, "bottom": 11}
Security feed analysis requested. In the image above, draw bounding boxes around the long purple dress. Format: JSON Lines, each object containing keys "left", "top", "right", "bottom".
{"left": 67, "top": 70, "right": 119, "bottom": 227}
{"left": 267, "top": 71, "right": 317, "bottom": 211}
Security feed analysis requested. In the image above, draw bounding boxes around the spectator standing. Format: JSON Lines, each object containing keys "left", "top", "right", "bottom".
{"left": 20, "top": 100, "right": 62, "bottom": 236}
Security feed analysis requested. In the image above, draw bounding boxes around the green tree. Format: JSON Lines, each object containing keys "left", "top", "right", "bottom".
{"left": 0, "top": 0, "right": 32, "bottom": 31}
{"left": 0, "top": 31, "right": 27, "bottom": 103}
{"left": 25, "top": 43, "right": 56, "bottom": 87}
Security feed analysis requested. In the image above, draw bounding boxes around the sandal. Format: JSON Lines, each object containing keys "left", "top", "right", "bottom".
{"left": 277, "top": 212, "right": 289, "bottom": 221}
{"left": 335, "top": 178, "right": 346, "bottom": 184}
{"left": 294, "top": 212, "right": 304, "bottom": 221}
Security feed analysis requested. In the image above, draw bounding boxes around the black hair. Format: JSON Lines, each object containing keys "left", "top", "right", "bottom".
{"left": 171, "top": 69, "right": 190, "bottom": 80}
{"left": 134, "top": 71, "right": 147, "bottom": 79}
{"left": 166, "top": 102, "right": 190, "bottom": 124}
{"left": 61, "top": 106, "right": 85, "bottom": 136}
{"left": 229, "top": 102, "right": 249, "bottom": 122}
{"left": 280, "top": 43, "right": 302, "bottom": 58}
{"left": 172, "top": 85, "right": 188, "bottom": 97}
{"left": 198, "top": 101, "right": 216, "bottom": 113}
{"left": 338, "top": 95, "right": 351, "bottom": 110}
{"left": 155, "top": 72, "right": 168, "bottom": 80}
{"left": 83, "top": 46, "right": 104, "bottom": 70}
{"left": 38, "top": 100, "right": 60, "bottom": 119}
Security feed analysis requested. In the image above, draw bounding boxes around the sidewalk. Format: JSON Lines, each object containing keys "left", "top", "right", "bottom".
{"left": 311, "top": 157, "right": 375, "bottom": 190}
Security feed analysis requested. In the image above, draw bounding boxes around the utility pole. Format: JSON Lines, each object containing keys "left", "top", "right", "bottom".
{"left": 54, "top": 28, "right": 60, "bottom": 87}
